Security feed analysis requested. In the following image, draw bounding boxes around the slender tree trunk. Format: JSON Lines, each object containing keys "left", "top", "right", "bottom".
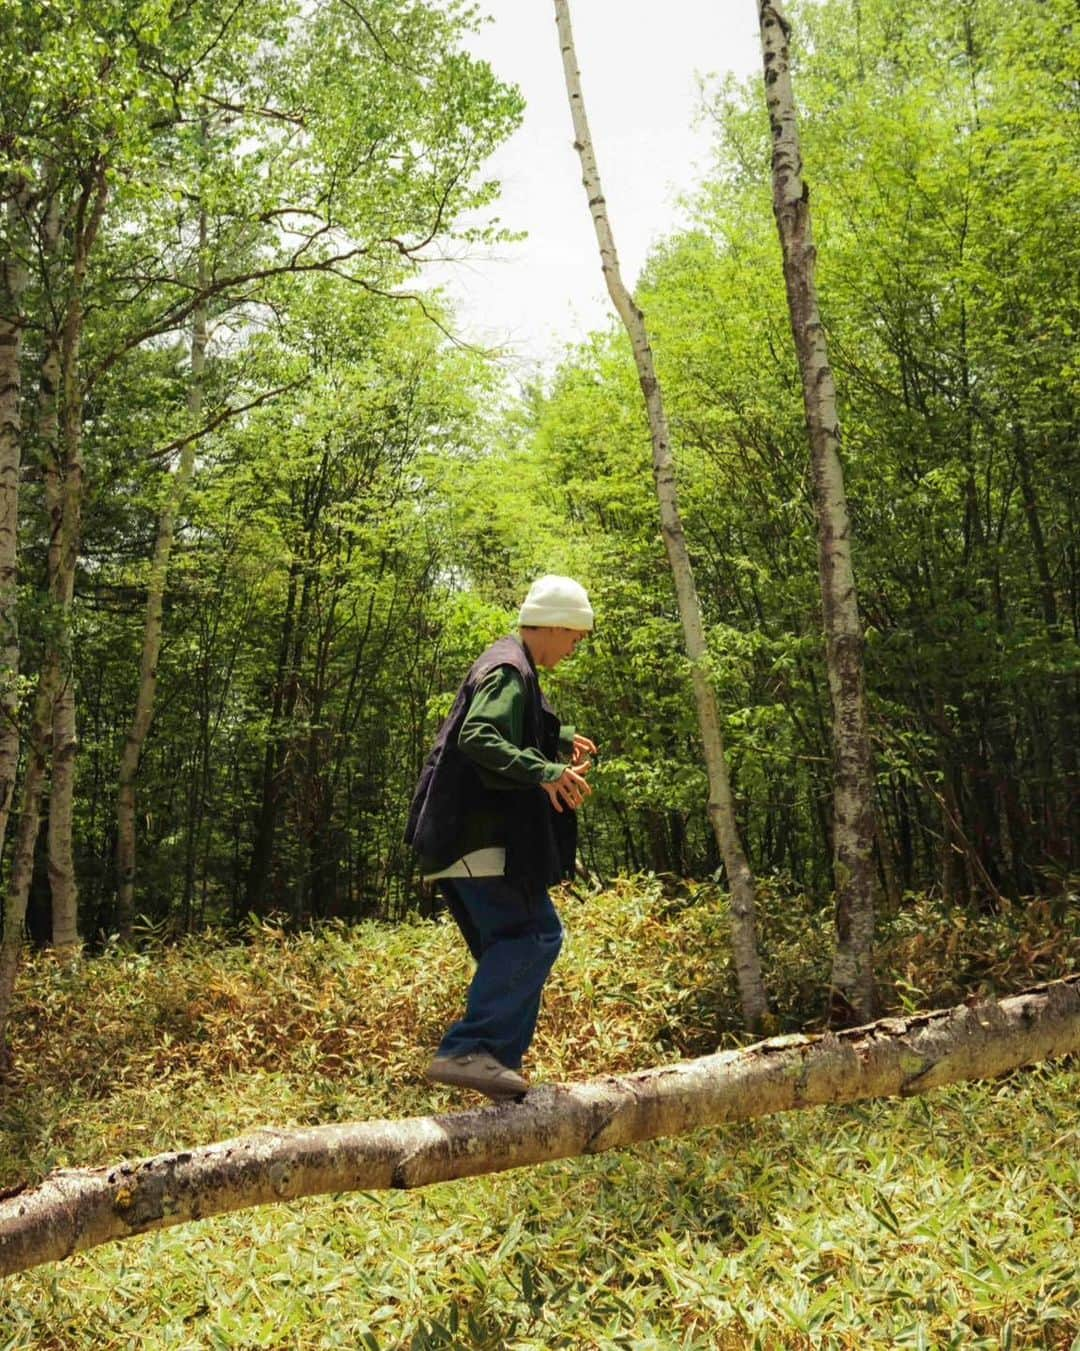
{"left": 553, "top": 0, "right": 769, "bottom": 1027}
{"left": 47, "top": 681, "right": 78, "bottom": 946}
{"left": 244, "top": 561, "right": 302, "bottom": 914}
{"left": 246, "top": 476, "right": 324, "bottom": 914}
{"left": 29, "top": 195, "right": 82, "bottom": 951}
{"left": 0, "top": 167, "right": 107, "bottom": 1049}
{"left": 1, "top": 207, "right": 63, "bottom": 1036}
{"left": 756, "top": 2, "right": 877, "bottom": 1023}
{"left": 1013, "top": 422, "right": 1078, "bottom": 866}
{"left": 1, "top": 975, "right": 1076, "bottom": 1277}
{"left": 45, "top": 486, "right": 80, "bottom": 950}
{"left": 0, "top": 182, "right": 29, "bottom": 864}
{"left": 0, "top": 674, "right": 63, "bottom": 1043}
{"left": 43, "top": 184, "right": 87, "bottom": 949}
{"left": 116, "top": 211, "right": 208, "bottom": 936}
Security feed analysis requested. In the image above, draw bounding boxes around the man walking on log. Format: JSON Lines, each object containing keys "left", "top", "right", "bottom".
{"left": 405, "top": 576, "right": 596, "bottom": 1101}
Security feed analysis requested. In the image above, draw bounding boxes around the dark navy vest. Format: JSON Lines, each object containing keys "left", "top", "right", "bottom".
{"left": 405, "top": 636, "right": 576, "bottom": 887}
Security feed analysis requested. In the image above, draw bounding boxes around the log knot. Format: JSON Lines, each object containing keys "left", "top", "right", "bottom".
{"left": 116, "top": 1174, "right": 166, "bottom": 1230}
{"left": 268, "top": 1161, "right": 293, "bottom": 1196}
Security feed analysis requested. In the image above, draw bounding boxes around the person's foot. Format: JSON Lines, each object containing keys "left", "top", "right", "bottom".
{"left": 425, "top": 1053, "right": 529, "bottom": 1101}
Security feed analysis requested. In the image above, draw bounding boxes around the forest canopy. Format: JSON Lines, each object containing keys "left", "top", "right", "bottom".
{"left": 0, "top": 0, "right": 1075, "bottom": 975}
{"left": 0, "top": 0, "right": 1077, "bottom": 1338}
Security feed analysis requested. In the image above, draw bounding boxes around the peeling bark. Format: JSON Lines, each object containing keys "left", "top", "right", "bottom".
{"left": 757, "top": 2, "right": 877, "bottom": 1022}
{"left": 0, "top": 976, "right": 1076, "bottom": 1277}
{"left": 553, "top": 0, "right": 769, "bottom": 1026}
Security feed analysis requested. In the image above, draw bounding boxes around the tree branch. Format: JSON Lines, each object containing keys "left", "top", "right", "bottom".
{"left": 145, "top": 379, "right": 308, "bottom": 464}
{"left": 198, "top": 95, "right": 306, "bottom": 127}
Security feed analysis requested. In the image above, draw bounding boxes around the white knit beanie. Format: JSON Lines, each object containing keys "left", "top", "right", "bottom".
{"left": 518, "top": 575, "right": 594, "bottom": 630}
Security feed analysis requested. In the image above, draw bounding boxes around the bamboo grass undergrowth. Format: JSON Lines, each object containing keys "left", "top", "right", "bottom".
{"left": 1, "top": 878, "right": 1077, "bottom": 1348}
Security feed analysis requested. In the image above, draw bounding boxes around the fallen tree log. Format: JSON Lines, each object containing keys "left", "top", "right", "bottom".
{"left": 2, "top": 976, "right": 1077, "bottom": 1277}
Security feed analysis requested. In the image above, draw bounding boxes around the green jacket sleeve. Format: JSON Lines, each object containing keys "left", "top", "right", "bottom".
{"left": 457, "top": 667, "right": 565, "bottom": 788}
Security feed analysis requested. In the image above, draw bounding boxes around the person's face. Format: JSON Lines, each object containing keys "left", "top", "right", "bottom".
{"left": 547, "top": 627, "right": 589, "bottom": 667}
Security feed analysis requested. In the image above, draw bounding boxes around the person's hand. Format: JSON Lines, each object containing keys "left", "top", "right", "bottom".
{"left": 571, "top": 734, "right": 597, "bottom": 768}
{"left": 541, "top": 765, "right": 593, "bottom": 813}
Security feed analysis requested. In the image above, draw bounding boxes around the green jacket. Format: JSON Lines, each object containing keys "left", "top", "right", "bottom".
{"left": 452, "top": 663, "right": 575, "bottom": 858}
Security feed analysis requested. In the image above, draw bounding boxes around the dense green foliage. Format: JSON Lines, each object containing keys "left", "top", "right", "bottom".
{"left": 467, "top": 0, "right": 1079, "bottom": 902}
{"left": 2, "top": 880, "right": 1077, "bottom": 1346}
{"left": 2, "top": 0, "right": 1076, "bottom": 1340}
{"left": 2, "top": 0, "right": 523, "bottom": 937}
{"left": 1, "top": 0, "right": 1074, "bottom": 941}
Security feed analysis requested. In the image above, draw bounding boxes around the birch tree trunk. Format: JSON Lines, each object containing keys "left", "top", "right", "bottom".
{"left": 553, "top": 0, "right": 769, "bottom": 1027}
{"left": 1, "top": 975, "right": 1076, "bottom": 1278}
{"left": 0, "top": 182, "right": 29, "bottom": 864}
{"left": 0, "top": 168, "right": 107, "bottom": 1049}
{"left": 0, "top": 673, "right": 63, "bottom": 1051}
{"left": 116, "top": 210, "right": 209, "bottom": 936}
{"left": 756, "top": 1, "right": 877, "bottom": 1023}
{"left": 0, "top": 184, "right": 62, "bottom": 1041}
{"left": 43, "top": 183, "right": 83, "bottom": 948}
{"left": 33, "top": 193, "right": 81, "bottom": 952}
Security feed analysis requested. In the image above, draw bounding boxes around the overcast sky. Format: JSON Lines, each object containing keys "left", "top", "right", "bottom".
{"left": 427, "top": 1, "right": 762, "bottom": 374}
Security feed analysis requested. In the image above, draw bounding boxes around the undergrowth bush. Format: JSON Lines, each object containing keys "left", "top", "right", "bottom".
{"left": 1, "top": 878, "right": 1077, "bottom": 1348}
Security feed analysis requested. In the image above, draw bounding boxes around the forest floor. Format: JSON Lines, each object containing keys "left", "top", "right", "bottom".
{"left": 1, "top": 877, "right": 1077, "bottom": 1349}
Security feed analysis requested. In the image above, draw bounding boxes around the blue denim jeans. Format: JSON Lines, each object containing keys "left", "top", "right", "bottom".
{"left": 437, "top": 876, "right": 563, "bottom": 1070}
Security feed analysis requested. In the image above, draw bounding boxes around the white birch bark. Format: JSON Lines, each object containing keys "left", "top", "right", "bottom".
{"left": 116, "top": 210, "right": 208, "bottom": 935}
{"left": 0, "top": 182, "right": 29, "bottom": 864}
{"left": 553, "top": 0, "right": 769, "bottom": 1027}
{"left": 0, "top": 975, "right": 1076, "bottom": 1278}
{"left": 757, "top": 2, "right": 877, "bottom": 1022}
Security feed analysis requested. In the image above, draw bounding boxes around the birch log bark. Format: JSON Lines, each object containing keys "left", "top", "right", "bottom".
{"left": 552, "top": 0, "right": 768, "bottom": 1028}
{"left": 0, "top": 182, "right": 29, "bottom": 864}
{"left": 756, "top": 1, "right": 877, "bottom": 1023}
{"left": 1, "top": 975, "right": 1076, "bottom": 1277}
{"left": 116, "top": 208, "right": 209, "bottom": 938}
{"left": 0, "top": 166, "right": 107, "bottom": 1048}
